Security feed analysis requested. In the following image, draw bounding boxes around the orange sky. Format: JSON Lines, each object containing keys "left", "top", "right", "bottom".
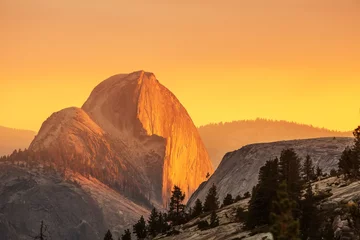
{"left": 1, "top": 0, "right": 359, "bottom": 132}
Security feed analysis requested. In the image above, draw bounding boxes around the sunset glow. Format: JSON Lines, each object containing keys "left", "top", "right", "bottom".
{"left": 1, "top": 0, "right": 359, "bottom": 131}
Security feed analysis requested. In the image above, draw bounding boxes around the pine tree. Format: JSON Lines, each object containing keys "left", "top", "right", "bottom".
{"left": 104, "top": 230, "right": 114, "bottom": 240}
{"left": 222, "top": 193, "right": 233, "bottom": 207}
{"left": 209, "top": 210, "right": 219, "bottom": 228}
{"left": 339, "top": 147, "right": 356, "bottom": 178}
{"left": 147, "top": 208, "right": 159, "bottom": 237}
{"left": 133, "top": 216, "right": 147, "bottom": 239}
{"left": 121, "top": 229, "right": 131, "bottom": 240}
{"left": 168, "top": 185, "right": 186, "bottom": 225}
{"left": 246, "top": 158, "right": 279, "bottom": 229}
{"left": 192, "top": 199, "right": 203, "bottom": 218}
{"left": 203, "top": 184, "right": 219, "bottom": 212}
{"left": 278, "top": 148, "right": 302, "bottom": 204}
{"left": 316, "top": 165, "right": 322, "bottom": 178}
{"left": 302, "top": 155, "right": 315, "bottom": 183}
{"left": 300, "top": 182, "right": 320, "bottom": 240}
{"left": 270, "top": 181, "right": 300, "bottom": 240}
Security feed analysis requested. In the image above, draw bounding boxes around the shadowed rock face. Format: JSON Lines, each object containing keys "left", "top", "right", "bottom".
{"left": 30, "top": 71, "right": 213, "bottom": 205}
{"left": 188, "top": 137, "right": 353, "bottom": 207}
{"left": 0, "top": 163, "right": 149, "bottom": 240}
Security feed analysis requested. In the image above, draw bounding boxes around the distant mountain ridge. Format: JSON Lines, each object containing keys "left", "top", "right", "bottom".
{"left": 0, "top": 125, "right": 36, "bottom": 156}
{"left": 198, "top": 119, "right": 352, "bottom": 168}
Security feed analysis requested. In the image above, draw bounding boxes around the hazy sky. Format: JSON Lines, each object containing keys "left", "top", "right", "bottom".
{"left": 1, "top": 0, "right": 359, "bottom": 132}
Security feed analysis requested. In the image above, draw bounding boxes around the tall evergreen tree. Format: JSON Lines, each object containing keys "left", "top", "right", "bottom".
{"left": 246, "top": 158, "right": 279, "bottom": 229}
{"left": 302, "top": 155, "right": 315, "bottom": 183}
{"left": 133, "top": 216, "right": 147, "bottom": 239}
{"left": 339, "top": 147, "right": 355, "bottom": 178}
{"left": 192, "top": 199, "right": 203, "bottom": 218}
{"left": 278, "top": 148, "right": 302, "bottom": 203}
{"left": 104, "top": 230, "right": 114, "bottom": 240}
{"left": 203, "top": 184, "right": 219, "bottom": 212}
{"left": 222, "top": 193, "right": 234, "bottom": 207}
{"left": 121, "top": 229, "right": 131, "bottom": 240}
{"left": 300, "top": 182, "right": 320, "bottom": 240}
{"left": 168, "top": 185, "right": 186, "bottom": 225}
{"left": 147, "top": 208, "right": 160, "bottom": 237}
{"left": 270, "top": 181, "right": 300, "bottom": 240}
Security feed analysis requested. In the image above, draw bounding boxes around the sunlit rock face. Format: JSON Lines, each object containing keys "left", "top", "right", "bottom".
{"left": 82, "top": 71, "right": 213, "bottom": 203}
{"left": 30, "top": 71, "right": 213, "bottom": 205}
{"left": 29, "top": 107, "right": 151, "bottom": 200}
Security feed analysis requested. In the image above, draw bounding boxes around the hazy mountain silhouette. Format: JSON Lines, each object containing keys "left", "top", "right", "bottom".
{"left": 0, "top": 126, "right": 35, "bottom": 156}
{"left": 198, "top": 119, "right": 352, "bottom": 168}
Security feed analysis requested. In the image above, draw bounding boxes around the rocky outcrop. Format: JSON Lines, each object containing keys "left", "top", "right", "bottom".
{"left": 30, "top": 71, "right": 213, "bottom": 205}
{"left": 188, "top": 137, "right": 353, "bottom": 207}
{"left": 0, "top": 163, "right": 149, "bottom": 240}
{"left": 154, "top": 198, "right": 273, "bottom": 240}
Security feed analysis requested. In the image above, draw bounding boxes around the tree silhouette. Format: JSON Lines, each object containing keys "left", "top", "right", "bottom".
{"left": 203, "top": 184, "right": 219, "bottom": 212}
{"left": 270, "top": 181, "right": 300, "bottom": 240}
{"left": 222, "top": 193, "right": 233, "bottom": 207}
{"left": 192, "top": 199, "right": 203, "bottom": 218}
{"left": 302, "top": 155, "right": 315, "bottom": 183}
{"left": 247, "top": 158, "right": 279, "bottom": 229}
{"left": 133, "top": 216, "right": 147, "bottom": 239}
{"left": 121, "top": 229, "right": 131, "bottom": 240}
{"left": 104, "top": 230, "right": 114, "bottom": 240}
{"left": 209, "top": 211, "right": 219, "bottom": 228}
{"left": 147, "top": 208, "right": 160, "bottom": 237}
{"left": 168, "top": 185, "right": 186, "bottom": 225}
{"left": 279, "top": 149, "right": 302, "bottom": 204}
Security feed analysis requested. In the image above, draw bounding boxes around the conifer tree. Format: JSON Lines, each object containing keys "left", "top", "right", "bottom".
{"left": 147, "top": 208, "right": 159, "bottom": 237}
{"left": 270, "top": 181, "right": 300, "bottom": 240}
{"left": 121, "top": 229, "right": 131, "bottom": 240}
{"left": 300, "top": 182, "right": 320, "bottom": 240}
{"left": 104, "top": 230, "right": 114, "bottom": 240}
{"left": 339, "top": 147, "right": 356, "bottom": 178}
{"left": 278, "top": 148, "right": 302, "bottom": 204}
{"left": 222, "top": 193, "right": 234, "bottom": 207}
{"left": 168, "top": 185, "right": 186, "bottom": 225}
{"left": 133, "top": 216, "right": 147, "bottom": 239}
{"left": 316, "top": 165, "right": 322, "bottom": 178}
{"left": 192, "top": 199, "right": 203, "bottom": 218}
{"left": 209, "top": 210, "right": 219, "bottom": 228}
{"left": 302, "top": 155, "right": 315, "bottom": 183}
{"left": 247, "top": 158, "right": 279, "bottom": 229}
{"left": 203, "top": 184, "right": 219, "bottom": 212}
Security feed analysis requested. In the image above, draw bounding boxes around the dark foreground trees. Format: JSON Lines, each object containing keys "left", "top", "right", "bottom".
{"left": 270, "top": 181, "right": 300, "bottom": 240}
{"left": 203, "top": 183, "right": 219, "bottom": 212}
{"left": 247, "top": 158, "right": 279, "bottom": 228}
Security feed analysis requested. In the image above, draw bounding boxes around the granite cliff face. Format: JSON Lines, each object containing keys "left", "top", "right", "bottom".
{"left": 81, "top": 71, "right": 213, "bottom": 203}
{"left": 30, "top": 71, "right": 213, "bottom": 205}
{"left": 188, "top": 137, "right": 353, "bottom": 207}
